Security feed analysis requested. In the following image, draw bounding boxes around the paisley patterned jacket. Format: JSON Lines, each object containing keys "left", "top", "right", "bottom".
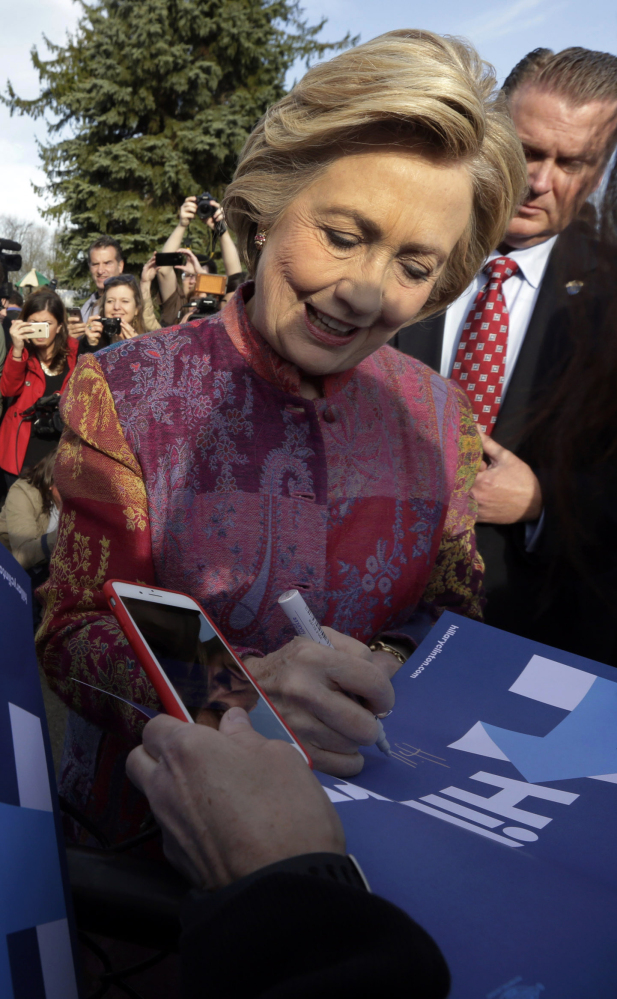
{"left": 36, "top": 285, "right": 484, "bottom": 840}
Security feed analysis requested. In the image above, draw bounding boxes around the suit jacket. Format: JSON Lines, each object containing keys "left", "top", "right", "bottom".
{"left": 393, "top": 222, "right": 601, "bottom": 634}
{"left": 181, "top": 867, "right": 450, "bottom": 998}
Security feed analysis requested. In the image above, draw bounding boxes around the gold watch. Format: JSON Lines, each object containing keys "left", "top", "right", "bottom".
{"left": 369, "top": 639, "right": 408, "bottom": 665}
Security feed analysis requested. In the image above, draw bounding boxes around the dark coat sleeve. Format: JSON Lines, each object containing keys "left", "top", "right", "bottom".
{"left": 180, "top": 870, "right": 450, "bottom": 999}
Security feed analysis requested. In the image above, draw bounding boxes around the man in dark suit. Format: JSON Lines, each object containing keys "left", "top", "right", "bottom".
{"left": 394, "top": 46, "right": 617, "bottom": 636}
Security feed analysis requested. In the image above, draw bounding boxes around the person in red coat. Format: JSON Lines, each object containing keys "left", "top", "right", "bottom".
{"left": 0, "top": 290, "right": 78, "bottom": 491}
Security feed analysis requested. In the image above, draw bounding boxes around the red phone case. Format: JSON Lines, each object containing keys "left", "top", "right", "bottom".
{"left": 103, "top": 579, "right": 311, "bottom": 764}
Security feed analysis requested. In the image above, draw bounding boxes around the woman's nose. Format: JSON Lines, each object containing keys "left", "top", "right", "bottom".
{"left": 334, "top": 270, "right": 384, "bottom": 321}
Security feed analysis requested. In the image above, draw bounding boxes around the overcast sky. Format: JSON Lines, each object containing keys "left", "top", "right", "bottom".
{"left": 2, "top": 0, "right": 616, "bottom": 225}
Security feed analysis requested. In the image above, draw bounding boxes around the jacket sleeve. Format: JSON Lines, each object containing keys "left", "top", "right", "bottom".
{"left": 5, "top": 482, "right": 47, "bottom": 570}
{"left": 419, "top": 387, "right": 484, "bottom": 624}
{"left": 141, "top": 284, "right": 161, "bottom": 332}
{"left": 0, "top": 347, "right": 29, "bottom": 397}
{"left": 35, "top": 355, "right": 160, "bottom": 744}
{"left": 180, "top": 871, "right": 450, "bottom": 999}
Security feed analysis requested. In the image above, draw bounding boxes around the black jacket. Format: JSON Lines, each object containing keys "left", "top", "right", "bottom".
{"left": 392, "top": 223, "right": 601, "bottom": 636}
{"left": 181, "top": 861, "right": 450, "bottom": 999}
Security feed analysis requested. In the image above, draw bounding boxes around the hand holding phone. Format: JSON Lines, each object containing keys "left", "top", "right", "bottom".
{"left": 21, "top": 321, "right": 50, "bottom": 340}
{"left": 127, "top": 709, "right": 343, "bottom": 890}
{"left": 104, "top": 580, "right": 310, "bottom": 763}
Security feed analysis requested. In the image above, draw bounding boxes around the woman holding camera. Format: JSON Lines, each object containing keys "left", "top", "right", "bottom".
{"left": 0, "top": 290, "right": 78, "bottom": 490}
{"left": 82, "top": 274, "right": 147, "bottom": 351}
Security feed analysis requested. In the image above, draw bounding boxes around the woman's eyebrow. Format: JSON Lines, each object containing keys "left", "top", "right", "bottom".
{"left": 320, "top": 206, "right": 445, "bottom": 262}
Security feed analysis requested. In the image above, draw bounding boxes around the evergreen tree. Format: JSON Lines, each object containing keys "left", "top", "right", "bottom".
{"left": 4, "top": 0, "right": 352, "bottom": 279}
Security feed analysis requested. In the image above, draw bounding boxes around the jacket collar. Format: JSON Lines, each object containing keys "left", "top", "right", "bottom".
{"left": 221, "top": 283, "right": 355, "bottom": 398}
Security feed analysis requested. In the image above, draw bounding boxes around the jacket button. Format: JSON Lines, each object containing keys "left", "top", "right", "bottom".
{"left": 25, "top": 380, "right": 31, "bottom": 386}
{"left": 322, "top": 407, "right": 336, "bottom": 423}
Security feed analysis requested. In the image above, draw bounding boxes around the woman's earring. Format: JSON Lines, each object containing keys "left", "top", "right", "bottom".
{"left": 254, "top": 229, "right": 267, "bottom": 248}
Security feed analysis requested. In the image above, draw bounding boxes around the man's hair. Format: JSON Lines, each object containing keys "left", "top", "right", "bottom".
{"left": 503, "top": 46, "right": 617, "bottom": 107}
{"left": 225, "top": 30, "right": 527, "bottom": 320}
{"left": 8, "top": 289, "right": 23, "bottom": 307}
{"left": 87, "top": 235, "right": 123, "bottom": 264}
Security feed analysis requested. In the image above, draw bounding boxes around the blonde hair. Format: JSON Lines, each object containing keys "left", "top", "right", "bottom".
{"left": 224, "top": 30, "right": 527, "bottom": 319}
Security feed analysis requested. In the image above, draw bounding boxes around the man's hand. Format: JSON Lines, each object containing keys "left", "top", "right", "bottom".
{"left": 126, "top": 708, "right": 345, "bottom": 890}
{"left": 472, "top": 432, "right": 542, "bottom": 524}
{"left": 179, "top": 196, "right": 198, "bottom": 228}
{"left": 245, "top": 627, "right": 395, "bottom": 777}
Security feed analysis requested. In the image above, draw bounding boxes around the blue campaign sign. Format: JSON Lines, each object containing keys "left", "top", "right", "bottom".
{"left": 0, "top": 545, "right": 79, "bottom": 998}
{"left": 318, "top": 612, "right": 617, "bottom": 998}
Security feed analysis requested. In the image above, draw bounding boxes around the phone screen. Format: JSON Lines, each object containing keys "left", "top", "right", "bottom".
{"left": 119, "top": 595, "right": 297, "bottom": 744}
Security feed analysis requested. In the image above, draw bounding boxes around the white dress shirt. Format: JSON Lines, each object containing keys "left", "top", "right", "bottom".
{"left": 440, "top": 236, "right": 558, "bottom": 391}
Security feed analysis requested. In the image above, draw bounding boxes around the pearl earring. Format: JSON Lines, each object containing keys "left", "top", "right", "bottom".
{"left": 254, "top": 229, "right": 267, "bottom": 248}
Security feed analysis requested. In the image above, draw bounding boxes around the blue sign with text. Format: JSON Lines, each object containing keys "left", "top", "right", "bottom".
{"left": 318, "top": 613, "right": 617, "bottom": 998}
{"left": 0, "top": 545, "right": 79, "bottom": 999}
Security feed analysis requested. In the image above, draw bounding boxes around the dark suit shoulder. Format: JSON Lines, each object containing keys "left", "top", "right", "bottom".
{"left": 391, "top": 312, "right": 445, "bottom": 372}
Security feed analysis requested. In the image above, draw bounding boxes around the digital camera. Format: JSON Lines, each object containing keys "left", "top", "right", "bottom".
{"left": 195, "top": 193, "right": 217, "bottom": 221}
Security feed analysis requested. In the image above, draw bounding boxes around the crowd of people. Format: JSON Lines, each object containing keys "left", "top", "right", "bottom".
{"left": 2, "top": 28, "right": 617, "bottom": 998}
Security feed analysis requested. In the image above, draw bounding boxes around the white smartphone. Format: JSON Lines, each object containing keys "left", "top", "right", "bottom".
{"left": 104, "top": 579, "right": 311, "bottom": 764}
{"left": 22, "top": 322, "right": 50, "bottom": 339}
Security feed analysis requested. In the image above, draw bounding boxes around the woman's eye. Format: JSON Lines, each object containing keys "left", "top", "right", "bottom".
{"left": 403, "top": 264, "right": 431, "bottom": 282}
{"left": 325, "top": 229, "right": 359, "bottom": 250}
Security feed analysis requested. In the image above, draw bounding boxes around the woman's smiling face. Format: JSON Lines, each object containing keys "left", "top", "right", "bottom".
{"left": 246, "top": 147, "right": 473, "bottom": 379}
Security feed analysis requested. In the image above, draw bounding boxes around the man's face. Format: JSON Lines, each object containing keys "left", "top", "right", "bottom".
{"left": 89, "top": 246, "right": 124, "bottom": 291}
{"left": 506, "top": 85, "right": 617, "bottom": 249}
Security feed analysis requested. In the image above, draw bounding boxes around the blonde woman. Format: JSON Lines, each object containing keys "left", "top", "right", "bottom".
{"left": 38, "top": 30, "right": 526, "bottom": 843}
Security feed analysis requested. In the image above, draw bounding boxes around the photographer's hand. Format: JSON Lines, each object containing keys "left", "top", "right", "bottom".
{"left": 85, "top": 318, "right": 103, "bottom": 347}
{"left": 204, "top": 199, "right": 223, "bottom": 233}
{"left": 67, "top": 318, "right": 86, "bottom": 339}
{"left": 175, "top": 247, "right": 206, "bottom": 276}
{"left": 9, "top": 320, "right": 32, "bottom": 360}
{"left": 179, "top": 197, "right": 198, "bottom": 228}
{"left": 141, "top": 254, "right": 159, "bottom": 286}
{"left": 119, "top": 319, "right": 139, "bottom": 340}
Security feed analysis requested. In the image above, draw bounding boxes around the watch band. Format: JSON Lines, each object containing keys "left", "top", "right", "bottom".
{"left": 369, "top": 639, "right": 408, "bottom": 665}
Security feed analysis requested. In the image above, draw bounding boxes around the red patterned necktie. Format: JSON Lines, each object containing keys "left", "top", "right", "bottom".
{"left": 450, "top": 256, "right": 519, "bottom": 435}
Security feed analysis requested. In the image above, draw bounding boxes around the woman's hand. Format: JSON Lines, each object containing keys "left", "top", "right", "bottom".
{"left": 179, "top": 196, "right": 198, "bottom": 228}
{"left": 85, "top": 317, "right": 103, "bottom": 347}
{"left": 67, "top": 318, "right": 86, "bottom": 339}
{"left": 141, "top": 253, "right": 159, "bottom": 286}
{"left": 127, "top": 708, "right": 345, "bottom": 891}
{"left": 245, "top": 627, "right": 395, "bottom": 777}
{"left": 119, "top": 318, "right": 139, "bottom": 340}
{"left": 9, "top": 319, "right": 32, "bottom": 359}
{"left": 174, "top": 246, "right": 205, "bottom": 278}
{"left": 204, "top": 198, "right": 224, "bottom": 232}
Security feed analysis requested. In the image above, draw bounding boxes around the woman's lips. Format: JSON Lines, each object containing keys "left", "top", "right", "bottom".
{"left": 303, "top": 303, "right": 360, "bottom": 348}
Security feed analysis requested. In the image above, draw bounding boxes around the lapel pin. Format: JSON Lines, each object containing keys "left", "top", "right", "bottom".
{"left": 565, "top": 280, "right": 584, "bottom": 295}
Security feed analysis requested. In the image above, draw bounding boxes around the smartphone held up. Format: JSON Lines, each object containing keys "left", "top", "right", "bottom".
{"left": 104, "top": 580, "right": 310, "bottom": 764}
{"left": 21, "top": 321, "right": 50, "bottom": 340}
